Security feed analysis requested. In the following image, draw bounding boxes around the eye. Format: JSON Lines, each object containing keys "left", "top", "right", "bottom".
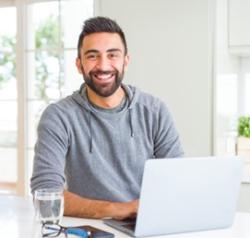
{"left": 108, "top": 52, "right": 120, "bottom": 59}
{"left": 86, "top": 54, "right": 98, "bottom": 60}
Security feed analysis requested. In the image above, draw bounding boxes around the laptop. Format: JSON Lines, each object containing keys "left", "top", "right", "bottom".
{"left": 103, "top": 156, "right": 243, "bottom": 237}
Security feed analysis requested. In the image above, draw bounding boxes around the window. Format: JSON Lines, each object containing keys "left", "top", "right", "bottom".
{"left": 0, "top": 0, "right": 93, "bottom": 195}
{"left": 240, "top": 59, "right": 250, "bottom": 115}
{"left": 215, "top": 74, "right": 238, "bottom": 155}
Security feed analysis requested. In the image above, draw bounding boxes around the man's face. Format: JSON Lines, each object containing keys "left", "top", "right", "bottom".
{"left": 76, "top": 32, "right": 129, "bottom": 97}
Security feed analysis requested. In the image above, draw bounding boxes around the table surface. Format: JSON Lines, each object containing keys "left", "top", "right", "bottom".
{"left": 1, "top": 195, "right": 250, "bottom": 238}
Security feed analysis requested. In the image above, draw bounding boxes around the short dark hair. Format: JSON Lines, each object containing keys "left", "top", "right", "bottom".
{"left": 77, "top": 16, "right": 128, "bottom": 58}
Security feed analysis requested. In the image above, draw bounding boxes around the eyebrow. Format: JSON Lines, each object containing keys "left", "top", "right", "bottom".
{"left": 107, "top": 48, "right": 122, "bottom": 53}
{"left": 84, "top": 48, "right": 123, "bottom": 55}
{"left": 84, "top": 49, "right": 99, "bottom": 55}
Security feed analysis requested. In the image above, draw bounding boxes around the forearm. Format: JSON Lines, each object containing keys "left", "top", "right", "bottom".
{"left": 64, "top": 190, "right": 138, "bottom": 219}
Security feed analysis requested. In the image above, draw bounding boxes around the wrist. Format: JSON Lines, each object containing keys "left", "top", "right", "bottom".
{"left": 105, "top": 201, "right": 120, "bottom": 218}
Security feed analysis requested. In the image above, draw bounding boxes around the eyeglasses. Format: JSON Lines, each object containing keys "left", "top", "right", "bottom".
{"left": 42, "top": 223, "right": 91, "bottom": 238}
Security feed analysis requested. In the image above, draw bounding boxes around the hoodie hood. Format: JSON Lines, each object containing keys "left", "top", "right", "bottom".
{"left": 72, "top": 83, "right": 139, "bottom": 110}
{"left": 71, "top": 83, "right": 139, "bottom": 152}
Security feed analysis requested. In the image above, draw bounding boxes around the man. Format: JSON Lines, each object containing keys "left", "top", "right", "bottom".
{"left": 31, "top": 16, "right": 184, "bottom": 220}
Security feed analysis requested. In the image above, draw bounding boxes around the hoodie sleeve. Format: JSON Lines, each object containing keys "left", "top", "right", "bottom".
{"left": 153, "top": 100, "right": 184, "bottom": 158}
{"left": 30, "top": 104, "right": 70, "bottom": 193}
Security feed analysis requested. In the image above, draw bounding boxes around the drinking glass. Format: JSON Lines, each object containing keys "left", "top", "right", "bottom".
{"left": 34, "top": 188, "right": 64, "bottom": 224}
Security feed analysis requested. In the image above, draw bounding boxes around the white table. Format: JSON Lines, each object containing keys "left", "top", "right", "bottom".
{"left": 1, "top": 196, "right": 250, "bottom": 238}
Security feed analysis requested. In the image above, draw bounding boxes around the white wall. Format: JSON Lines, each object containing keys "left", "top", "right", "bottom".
{"left": 95, "top": 0, "right": 214, "bottom": 156}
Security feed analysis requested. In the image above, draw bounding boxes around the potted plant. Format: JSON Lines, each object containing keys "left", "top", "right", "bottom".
{"left": 237, "top": 116, "right": 250, "bottom": 163}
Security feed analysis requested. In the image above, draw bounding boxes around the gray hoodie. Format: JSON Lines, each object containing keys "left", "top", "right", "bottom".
{"left": 31, "top": 83, "right": 184, "bottom": 202}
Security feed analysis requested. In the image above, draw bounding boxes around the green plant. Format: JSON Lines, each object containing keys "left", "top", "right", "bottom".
{"left": 238, "top": 116, "right": 250, "bottom": 137}
{"left": 0, "top": 35, "right": 16, "bottom": 88}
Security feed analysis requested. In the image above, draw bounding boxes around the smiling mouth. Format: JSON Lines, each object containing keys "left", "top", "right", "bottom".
{"left": 91, "top": 71, "right": 116, "bottom": 84}
{"left": 92, "top": 71, "right": 116, "bottom": 82}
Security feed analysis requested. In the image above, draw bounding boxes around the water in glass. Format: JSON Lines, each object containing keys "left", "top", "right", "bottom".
{"left": 34, "top": 188, "right": 64, "bottom": 224}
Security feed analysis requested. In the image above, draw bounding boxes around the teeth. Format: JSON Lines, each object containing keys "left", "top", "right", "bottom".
{"left": 95, "top": 74, "right": 113, "bottom": 80}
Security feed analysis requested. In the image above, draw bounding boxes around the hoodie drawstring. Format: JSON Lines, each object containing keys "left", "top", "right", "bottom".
{"left": 129, "top": 107, "right": 134, "bottom": 138}
{"left": 88, "top": 110, "right": 93, "bottom": 153}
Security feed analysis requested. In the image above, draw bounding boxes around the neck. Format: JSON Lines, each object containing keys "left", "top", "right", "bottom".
{"left": 86, "top": 86, "right": 125, "bottom": 109}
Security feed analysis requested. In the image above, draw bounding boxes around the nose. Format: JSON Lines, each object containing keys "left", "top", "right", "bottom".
{"left": 96, "top": 55, "right": 111, "bottom": 71}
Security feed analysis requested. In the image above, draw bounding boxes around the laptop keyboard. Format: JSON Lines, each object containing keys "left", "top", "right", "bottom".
{"left": 103, "top": 217, "right": 137, "bottom": 233}
{"left": 121, "top": 218, "right": 136, "bottom": 231}
{"left": 123, "top": 223, "right": 136, "bottom": 231}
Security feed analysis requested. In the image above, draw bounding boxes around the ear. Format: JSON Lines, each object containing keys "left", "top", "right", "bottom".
{"left": 75, "top": 57, "right": 83, "bottom": 74}
{"left": 123, "top": 54, "right": 130, "bottom": 72}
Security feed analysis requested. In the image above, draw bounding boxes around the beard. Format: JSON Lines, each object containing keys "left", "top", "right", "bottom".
{"left": 82, "top": 67, "right": 124, "bottom": 97}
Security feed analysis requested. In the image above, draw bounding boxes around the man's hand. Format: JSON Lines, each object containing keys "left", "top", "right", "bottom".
{"left": 110, "top": 199, "right": 139, "bottom": 220}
